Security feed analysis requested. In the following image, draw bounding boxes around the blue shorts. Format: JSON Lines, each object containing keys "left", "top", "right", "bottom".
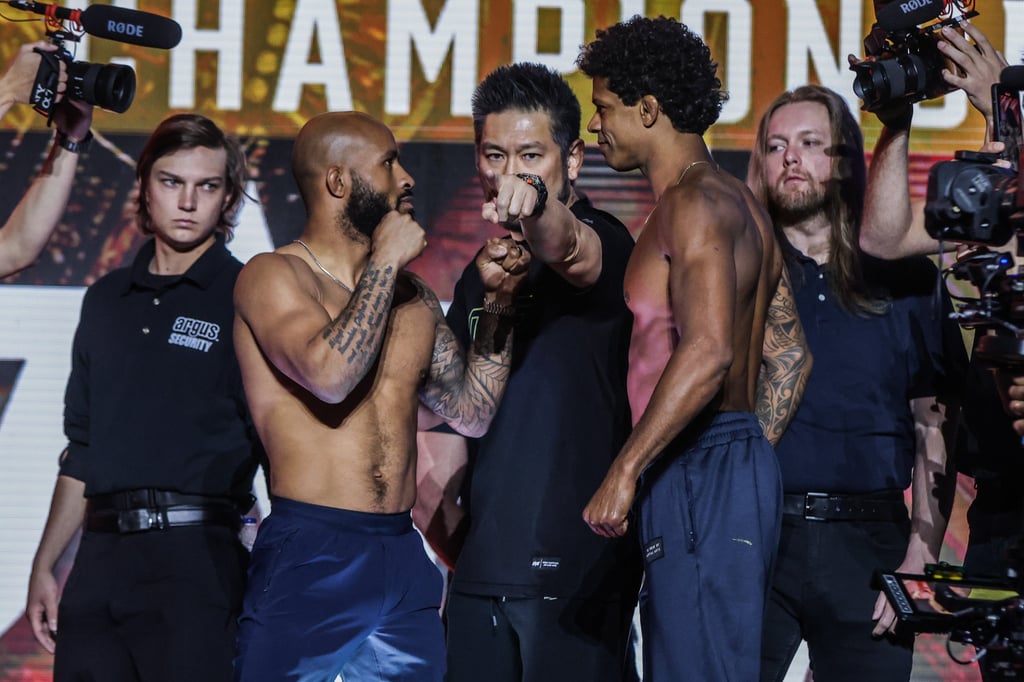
{"left": 234, "top": 497, "right": 445, "bottom": 682}
{"left": 637, "top": 412, "right": 782, "bottom": 682}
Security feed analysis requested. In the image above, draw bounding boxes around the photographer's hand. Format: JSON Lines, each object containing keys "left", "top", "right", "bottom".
{"left": 937, "top": 20, "right": 1007, "bottom": 125}
{"left": 0, "top": 42, "right": 65, "bottom": 120}
{"left": 1005, "top": 375, "right": 1024, "bottom": 438}
{"left": 52, "top": 97, "right": 94, "bottom": 144}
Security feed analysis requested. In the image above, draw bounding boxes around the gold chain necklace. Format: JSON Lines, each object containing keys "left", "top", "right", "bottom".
{"left": 293, "top": 239, "right": 353, "bottom": 293}
{"left": 675, "top": 159, "right": 711, "bottom": 185}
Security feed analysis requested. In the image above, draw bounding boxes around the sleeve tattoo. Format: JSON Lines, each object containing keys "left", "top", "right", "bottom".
{"left": 415, "top": 279, "right": 514, "bottom": 436}
{"left": 756, "top": 270, "right": 812, "bottom": 445}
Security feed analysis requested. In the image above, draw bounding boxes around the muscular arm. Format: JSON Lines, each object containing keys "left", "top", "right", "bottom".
{"left": 26, "top": 473, "right": 86, "bottom": 653}
{"left": 417, "top": 236, "right": 528, "bottom": 436}
{"left": 235, "top": 251, "right": 405, "bottom": 404}
{"left": 872, "top": 396, "right": 956, "bottom": 634}
{"left": 755, "top": 267, "right": 812, "bottom": 444}
{"left": 585, "top": 191, "right": 739, "bottom": 536}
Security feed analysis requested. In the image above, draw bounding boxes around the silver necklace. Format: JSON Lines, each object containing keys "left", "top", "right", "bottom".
{"left": 293, "top": 239, "right": 353, "bottom": 293}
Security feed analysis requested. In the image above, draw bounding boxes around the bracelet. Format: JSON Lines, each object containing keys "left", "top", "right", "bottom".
{"left": 482, "top": 299, "right": 516, "bottom": 317}
{"left": 515, "top": 173, "right": 547, "bottom": 213}
{"left": 55, "top": 130, "right": 93, "bottom": 154}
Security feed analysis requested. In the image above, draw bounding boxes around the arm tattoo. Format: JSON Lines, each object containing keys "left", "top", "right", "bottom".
{"left": 756, "top": 270, "right": 812, "bottom": 445}
{"left": 417, "top": 283, "right": 515, "bottom": 436}
{"left": 319, "top": 260, "right": 397, "bottom": 396}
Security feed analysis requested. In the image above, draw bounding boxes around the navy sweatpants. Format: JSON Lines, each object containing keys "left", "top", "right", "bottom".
{"left": 637, "top": 411, "right": 782, "bottom": 682}
{"left": 233, "top": 497, "right": 445, "bottom": 682}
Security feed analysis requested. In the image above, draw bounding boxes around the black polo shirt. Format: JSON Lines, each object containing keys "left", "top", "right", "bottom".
{"left": 446, "top": 197, "right": 641, "bottom": 600}
{"left": 774, "top": 240, "right": 967, "bottom": 494}
{"left": 60, "top": 234, "right": 260, "bottom": 501}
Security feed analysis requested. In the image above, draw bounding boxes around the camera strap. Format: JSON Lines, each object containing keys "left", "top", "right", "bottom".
{"left": 30, "top": 48, "right": 62, "bottom": 119}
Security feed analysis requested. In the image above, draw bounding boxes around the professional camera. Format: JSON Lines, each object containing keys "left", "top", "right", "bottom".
{"left": 879, "top": 560, "right": 1024, "bottom": 679}
{"left": 880, "top": 68, "right": 1024, "bottom": 680}
{"left": 922, "top": 78, "right": 1024, "bottom": 362}
{"left": 850, "top": 0, "right": 976, "bottom": 112}
{"left": 2, "top": 1, "right": 182, "bottom": 115}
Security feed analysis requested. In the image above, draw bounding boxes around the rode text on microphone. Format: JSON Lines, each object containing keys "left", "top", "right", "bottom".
{"left": 4, "top": 1, "right": 183, "bottom": 116}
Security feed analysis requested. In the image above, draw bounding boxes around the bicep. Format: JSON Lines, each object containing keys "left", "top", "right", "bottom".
{"left": 660, "top": 205, "right": 737, "bottom": 344}
{"left": 234, "top": 256, "right": 332, "bottom": 384}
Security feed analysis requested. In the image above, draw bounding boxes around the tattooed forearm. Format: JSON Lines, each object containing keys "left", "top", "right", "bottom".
{"left": 319, "top": 261, "right": 397, "bottom": 396}
{"left": 421, "top": 321, "right": 513, "bottom": 437}
{"left": 756, "top": 271, "right": 812, "bottom": 445}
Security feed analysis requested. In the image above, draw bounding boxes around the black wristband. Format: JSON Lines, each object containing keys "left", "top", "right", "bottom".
{"left": 56, "top": 130, "right": 93, "bottom": 154}
{"left": 482, "top": 299, "right": 515, "bottom": 317}
{"left": 515, "top": 173, "right": 547, "bottom": 213}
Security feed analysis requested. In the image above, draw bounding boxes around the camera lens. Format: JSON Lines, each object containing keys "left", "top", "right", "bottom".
{"left": 67, "top": 61, "right": 137, "bottom": 114}
{"left": 852, "top": 59, "right": 907, "bottom": 110}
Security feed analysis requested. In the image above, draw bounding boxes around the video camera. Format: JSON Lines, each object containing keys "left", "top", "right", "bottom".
{"left": 877, "top": 67, "right": 1024, "bottom": 680}
{"left": 878, "top": 558, "right": 1024, "bottom": 678}
{"left": 2, "top": 1, "right": 182, "bottom": 115}
{"left": 922, "top": 65, "right": 1024, "bottom": 365}
{"left": 850, "top": 0, "right": 976, "bottom": 112}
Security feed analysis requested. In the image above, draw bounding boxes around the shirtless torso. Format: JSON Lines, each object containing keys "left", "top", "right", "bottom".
{"left": 234, "top": 250, "right": 441, "bottom": 513}
{"left": 624, "top": 163, "right": 781, "bottom": 425}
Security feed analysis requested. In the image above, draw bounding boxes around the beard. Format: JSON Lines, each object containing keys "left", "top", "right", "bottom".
{"left": 769, "top": 175, "right": 828, "bottom": 224}
{"left": 341, "top": 172, "right": 413, "bottom": 239}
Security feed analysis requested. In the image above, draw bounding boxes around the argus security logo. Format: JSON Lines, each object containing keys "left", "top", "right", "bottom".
{"left": 167, "top": 316, "right": 220, "bottom": 353}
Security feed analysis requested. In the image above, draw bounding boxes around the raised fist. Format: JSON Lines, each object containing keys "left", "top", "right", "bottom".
{"left": 371, "top": 210, "right": 427, "bottom": 270}
{"left": 481, "top": 170, "right": 546, "bottom": 226}
{"left": 476, "top": 236, "right": 531, "bottom": 301}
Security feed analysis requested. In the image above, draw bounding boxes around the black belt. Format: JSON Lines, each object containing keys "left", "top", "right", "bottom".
{"left": 782, "top": 492, "right": 907, "bottom": 522}
{"left": 86, "top": 489, "right": 240, "bottom": 534}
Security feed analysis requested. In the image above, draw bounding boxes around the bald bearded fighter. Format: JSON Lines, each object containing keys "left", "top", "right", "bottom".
{"left": 231, "top": 112, "right": 529, "bottom": 682}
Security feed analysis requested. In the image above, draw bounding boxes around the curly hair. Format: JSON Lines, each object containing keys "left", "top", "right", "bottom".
{"left": 577, "top": 15, "right": 727, "bottom": 135}
{"left": 136, "top": 113, "right": 248, "bottom": 241}
{"left": 471, "top": 62, "right": 581, "bottom": 162}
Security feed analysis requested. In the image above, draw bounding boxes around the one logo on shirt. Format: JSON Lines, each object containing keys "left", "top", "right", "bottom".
{"left": 167, "top": 316, "right": 221, "bottom": 353}
{"left": 531, "top": 557, "right": 561, "bottom": 572}
{"left": 643, "top": 537, "right": 665, "bottom": 563}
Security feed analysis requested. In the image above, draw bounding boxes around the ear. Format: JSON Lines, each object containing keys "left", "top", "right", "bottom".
{"left": 566, "top": 138, "right": 585, "bottom": 182}
{"left": 639, "top": 94, "right": 661, "bottom": 129}
{"left": 326, "top": 166, "right": 347, "bottom": 199}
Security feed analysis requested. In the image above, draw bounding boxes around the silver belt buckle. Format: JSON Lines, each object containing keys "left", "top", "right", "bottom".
{"left": 117, "top": 508, "right": 164, "bottom": 532}
{"left": 803, "top": 492, "right": 830, "bottom": 522}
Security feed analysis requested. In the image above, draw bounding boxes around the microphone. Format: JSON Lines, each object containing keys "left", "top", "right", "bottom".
{"left": 7, "top": 1, "right": 182, "bottom": 49}
{"left": 1000, "top": 65, "right": 1024, "bottom": 92}
{"left": 875, "top": 0, "right": 944, "bottom": 31}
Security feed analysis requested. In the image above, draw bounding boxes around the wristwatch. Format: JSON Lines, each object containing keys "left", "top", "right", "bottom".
{"left": 56, "top": 130, "right": 93, "bottom": 154}
{"left": 515, "top": 173, "right": 547, "bottom": 213}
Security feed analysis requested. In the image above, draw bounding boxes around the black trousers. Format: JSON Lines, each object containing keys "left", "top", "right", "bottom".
{"left": 445, "top": 591, "right": 637, "bottom": 682}
{"left": 55, "top": 525, "right": 247, "bottom": 682}
{"left": 760, "top": 513, "right": 914, "bottom": 682}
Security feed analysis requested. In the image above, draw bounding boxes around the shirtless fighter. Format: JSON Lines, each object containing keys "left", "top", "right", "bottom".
{"left": 231, "top": 111, "right": 529, "bottom": 682}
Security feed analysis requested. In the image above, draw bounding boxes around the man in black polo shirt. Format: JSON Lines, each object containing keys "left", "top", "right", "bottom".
{"left": 24, "top": 113, "right": 260, "bottom": 682}
{"left": 747, "top": 86, "right": 966, "bottom": 681}
{"left": 439, "top": 63, "right": 643, "bottom": 682}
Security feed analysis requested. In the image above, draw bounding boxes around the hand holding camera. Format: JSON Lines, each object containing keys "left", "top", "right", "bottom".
{"left": 0, "top": 41, "right": 63, "bottom": 116}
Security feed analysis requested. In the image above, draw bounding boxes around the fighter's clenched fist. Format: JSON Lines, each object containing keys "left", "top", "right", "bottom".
{"left": 371, "top": 210, "right": 427, "bottom": 270}
{"left": 477, "top": 236, "right": 531, "bottom": 300}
